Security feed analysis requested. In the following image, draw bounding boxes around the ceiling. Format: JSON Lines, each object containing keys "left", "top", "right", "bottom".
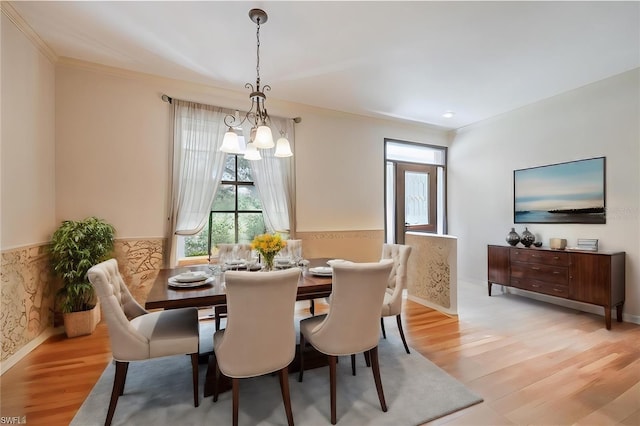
{"left": 8, "top": 1, "right": 640, "bottom": 129}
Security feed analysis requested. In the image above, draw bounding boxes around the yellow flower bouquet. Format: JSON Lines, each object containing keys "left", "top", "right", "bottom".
{"left": 251, "top": 233, "right": 287, "bottom": 271}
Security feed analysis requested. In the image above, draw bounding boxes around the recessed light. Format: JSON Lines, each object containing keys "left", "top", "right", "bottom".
{"left": 442, "top": 111, "right": 455, "bottom": 118}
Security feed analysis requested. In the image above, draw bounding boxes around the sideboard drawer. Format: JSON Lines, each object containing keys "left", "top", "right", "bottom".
{"left": 511, "top": 277, "right": 569, "bottom": 298}
{"left": 511, "top": 248, "right": 569, "bottom": 266}
{"left": 511, "top": 262, "right": 568, "bottom": 285}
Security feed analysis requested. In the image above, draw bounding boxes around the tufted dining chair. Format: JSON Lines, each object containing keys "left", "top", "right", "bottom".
{"left": 298, "top": 260, "right": 393, "bottom": 425}
{"left": 380, "top": 243, "right": 412, "bottom": 354}
{"left": 87, "top": 259, "right": 200, "bottom": 426}
{"left": 210, "top": 268, "right": 301, "bottom": 426}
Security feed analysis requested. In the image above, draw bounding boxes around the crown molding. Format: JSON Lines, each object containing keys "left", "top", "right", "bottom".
{"left": 1, "top": 1, "right": 58, "bottom": 63}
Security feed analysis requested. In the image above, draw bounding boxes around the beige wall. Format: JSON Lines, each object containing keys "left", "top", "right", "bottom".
{"left": 449, "top": 69, "right": 640, "bottom": 322}
{"left": 54, "top": 60, "right": 449, "bottom": 238}
{"left": 1, "top": 12, "right": 56, "bottom": 249}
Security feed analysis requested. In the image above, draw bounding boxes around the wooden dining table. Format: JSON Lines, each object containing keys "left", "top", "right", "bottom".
{"left": 145, "top": 258, "right": 333, "bottom": 311}
{"left": 145, "top": 258, "right": 334, "bottom": 397}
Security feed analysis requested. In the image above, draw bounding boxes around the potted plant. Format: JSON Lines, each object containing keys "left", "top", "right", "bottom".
{"left": 50, "top": 216, "right": 116, "bottom": 337}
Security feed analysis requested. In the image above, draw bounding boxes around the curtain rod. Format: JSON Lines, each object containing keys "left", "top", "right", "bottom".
{"left": 161, "top": 94, "right": 302, "bottom": 123}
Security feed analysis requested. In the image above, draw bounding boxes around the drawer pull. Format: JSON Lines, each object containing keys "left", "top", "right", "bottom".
{"left": 531, "top": 254, "right": 540, "bottom": 258}
{"left": 553, "top": 271, "right": 560, "bottom": 275}
{"left": 531, "top": 284, "right": 540, "bottom": 288}
{"left": 553, "top": 256, "right": 560, "bottom": 260}
{"left": 553, "top": 288, "right": 563, "bottom": 292}
{"left": 531, "top": 266, "right": 540, "bottom": 270}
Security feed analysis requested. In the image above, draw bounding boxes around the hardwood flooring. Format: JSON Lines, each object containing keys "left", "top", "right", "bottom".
{"left": 1, "top": 280, "right": 639, "bottom": 425}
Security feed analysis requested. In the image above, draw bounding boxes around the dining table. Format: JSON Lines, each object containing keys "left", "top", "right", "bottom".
{"left": 144, "top": 258, "right": 335, "bottom": 397}
{"left": 145, "top": 258, "right": 333, "bottom": 311}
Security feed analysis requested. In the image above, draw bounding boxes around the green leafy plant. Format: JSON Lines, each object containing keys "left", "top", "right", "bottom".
{"left": 50, "top": 217, "right": 115, "bottom": 313}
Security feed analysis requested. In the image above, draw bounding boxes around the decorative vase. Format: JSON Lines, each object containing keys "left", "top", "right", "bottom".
{"left": 262, "top": 252, "right": 276, "bottom": 271}
{"left": 521, "top": 227, "right": 535, "bottom": 248}
{"left": 506, "top": 228, "right": 520, "bottom": 246}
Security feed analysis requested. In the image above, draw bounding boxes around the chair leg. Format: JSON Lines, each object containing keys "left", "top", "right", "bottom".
{"left": 364, "top": 351, "right": 371, "bottom": 367}
{"left": 329, "top": 355, "right": 338, "bottom": 425}
{"left": 396, "top": 314, "right": 411, "bottom": 354}
{"left": 298, "top": 332, "right": 306, "bottom": 382}
{"left": 380, "top": 317, "right": 387, "bottom": 339}
{"left": 190, "top": 353, "right": 199, "bottom": 407}
{"left": 118, "top": 362, "right": 129, "bottom": 396}
{"left": 351, "top": 354, "right": 356, "bottom": 376}
{"left": 309, "top": 299, "right": 315, "bottom": 316}
{"left": 232, "top": 378, "right": 240, "bottom": 426}
{"left": 369, "top": 347, "right": 387, "bottom": 412}
{"left": 106, "top": 361, "right": 128, "bottom": 426}
{"left": 211, "top": 354, "right": 220, "bottom": 402}
{"left": 278, "top": 367, "right": 295, "bottom": 426}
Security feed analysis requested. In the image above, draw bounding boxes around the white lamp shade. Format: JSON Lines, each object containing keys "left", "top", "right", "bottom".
{"left": 220, "top": 129, "right": 241, "bottom": 153}
{"left": 274, "top": 137, "right": 293, "bottom": 157}
{"left": 244, "top": 142, "right": 262, "bottom": 160}
{"left": 254, "top": 125, "right": 274, "bottom": 149}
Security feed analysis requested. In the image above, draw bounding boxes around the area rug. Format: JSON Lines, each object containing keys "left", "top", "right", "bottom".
{"left": 71, "top": 321, "right": 482, "bottom": 425}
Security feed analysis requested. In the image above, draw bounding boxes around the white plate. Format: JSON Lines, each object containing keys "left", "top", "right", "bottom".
{"left": 327, "top": 259, "right": 348, "bottom": 266}
{"left": 309, "top": 266, "right": 333, "bottom": 276}
{"left": 225, "top": 259, "right": 246, "bottom": 266}
{"left": 172, "top": 271, "right": 210, "bottom": 283}
{"left": 168, "top": 276, "right": 214, "bottom": 288}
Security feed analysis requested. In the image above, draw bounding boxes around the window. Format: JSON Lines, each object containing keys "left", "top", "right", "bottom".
{"left": 384, "top": 139, "right": 447, "bottom": 243}
{"left": 180, "top": 153, "right": 266, "bottom": 260}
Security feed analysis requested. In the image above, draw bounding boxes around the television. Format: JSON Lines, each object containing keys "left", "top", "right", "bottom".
{"left": 513, "top": 157, "right": 606, "bottom": 224}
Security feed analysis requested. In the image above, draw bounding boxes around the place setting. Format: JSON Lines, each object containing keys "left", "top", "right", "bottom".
{"left": 167, "top": 271, "right": 214, "bottom": 289}
{"left": 308, "top": 258, "right": 351, "bottom": 276}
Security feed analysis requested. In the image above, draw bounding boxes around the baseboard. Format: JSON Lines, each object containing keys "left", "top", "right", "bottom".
{"left": 0, "top": 326, "right": 64, "bottom": 375}
{"left": 474, "top": 278, "right": 640, "bottom": 326}
{"left": 407, "top": 294, "right": 458, "bottom": 316}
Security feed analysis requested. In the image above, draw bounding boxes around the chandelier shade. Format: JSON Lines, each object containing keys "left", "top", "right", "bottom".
{"left": 254, "top": 125, "right": 274, "bottom": 149}
{"left": 274, "top": 136, "right": 293, "bottom": 158}
{"left": 244, "top": 142, "right": 262, "bottom": 161}
{"left": 220, "top": 127, "right": 242, "bottom": 154}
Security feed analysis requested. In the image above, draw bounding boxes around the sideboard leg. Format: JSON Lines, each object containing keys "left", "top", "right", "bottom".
{"left": 604, "top": 306, "right": 612, "bottom": 330}
{"left": 616, "top": 303, "right": 624, "bottom": 323}
{"left": 487, "top": 282, "right": 492, "bottom": 296}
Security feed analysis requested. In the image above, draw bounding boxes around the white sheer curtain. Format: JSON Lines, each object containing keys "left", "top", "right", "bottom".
{"left": 167, "top": 100, "right": 229, "bottom": 265}
{"left": 242, "top": 116, "right": 296, "bottom": 235}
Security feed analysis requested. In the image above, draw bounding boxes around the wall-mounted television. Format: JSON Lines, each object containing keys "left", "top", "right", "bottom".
{"left": 514, "top": 157, "right": 606, "bottom": 224}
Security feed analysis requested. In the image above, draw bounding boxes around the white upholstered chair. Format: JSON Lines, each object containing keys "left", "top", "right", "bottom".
{"left": 380, "top": 243, "right": 412, "bottom": 354}
{"left": 87, "top": 259, "right": 200, "bottom": 426}
{"left": 210, "top": 268, "right": 301, "bottom": 426}
{"left": 298, "top": 260, "right": 393, "bottom": 425}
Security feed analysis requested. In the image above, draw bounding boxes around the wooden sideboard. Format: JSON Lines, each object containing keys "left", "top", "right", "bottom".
{"left": 487, "top": 245, "right": 625, "bottom": 329}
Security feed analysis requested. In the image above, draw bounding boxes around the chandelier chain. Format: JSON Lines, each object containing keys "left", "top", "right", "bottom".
{"left": 256, "top": 18, "right": 261, "bottom": 88}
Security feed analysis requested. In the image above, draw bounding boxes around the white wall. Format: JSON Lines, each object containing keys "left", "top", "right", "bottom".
{"left": 54, "top": 61, "right": 449, "bottom": 239}
{"left": 449, "top": 69, "right": 640, "bottom": 320}
{"left": 1, "top": 13, "right": 56, "bottom": 249}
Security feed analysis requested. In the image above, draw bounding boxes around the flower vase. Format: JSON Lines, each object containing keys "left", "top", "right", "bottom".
{"left": 262, "top": 253, "right": 275, "bottom": 271}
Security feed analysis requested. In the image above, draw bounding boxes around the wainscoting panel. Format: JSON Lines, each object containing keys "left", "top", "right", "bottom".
{"left": 1, "top": 243, "right": 56, "bottom": 364}
{"left": 405, "top": 232, "right": 458, "bottom": 315}
{"left": 114, "top": 238, "right": 166, "bottom": 305}
{"left": 1, "top": 238, "right": 167, "bottom": 366}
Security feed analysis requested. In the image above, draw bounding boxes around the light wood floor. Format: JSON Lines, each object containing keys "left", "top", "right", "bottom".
{"left": 1, "top": 280, "right": 639, "bottom": 425}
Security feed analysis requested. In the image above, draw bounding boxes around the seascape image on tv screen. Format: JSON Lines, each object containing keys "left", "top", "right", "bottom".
{"left": 514, "top": 157, "right": 605, "bottom": 224}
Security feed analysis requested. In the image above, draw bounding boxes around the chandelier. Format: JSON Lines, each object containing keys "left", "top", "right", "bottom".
{"left": 219, "top": 8, "right": 293, "bottom": 160}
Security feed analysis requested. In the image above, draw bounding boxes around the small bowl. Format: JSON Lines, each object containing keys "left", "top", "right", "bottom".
{"left": 533, "top": 241, "right": 543, "bottom": 247}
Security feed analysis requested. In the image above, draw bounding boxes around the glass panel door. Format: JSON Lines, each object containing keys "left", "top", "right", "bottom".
{"left": 395, "top": 163, "right": 437, "bottom": 243}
